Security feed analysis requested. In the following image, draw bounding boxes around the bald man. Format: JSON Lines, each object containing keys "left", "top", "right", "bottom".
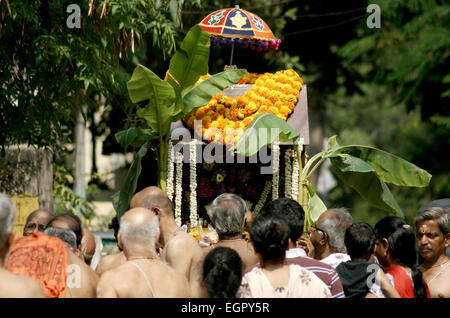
{"left": 96, "top": 208, "right": 190, "bottom": 297}
{"left": 96, "top": 216, "right": 127, "bottom": 276}
{"left": 130, "top": 186, "right": 207, "bottom": 297}
{"left": 23, "top": 208, "right": 54, "bottom": 236}
{"left": 1, "top": 193, "right": 45, "bottom": 297}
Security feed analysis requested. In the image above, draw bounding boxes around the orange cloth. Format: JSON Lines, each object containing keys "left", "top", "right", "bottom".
{"left": 6, "top": 232, "right": 67, "bottom": 298}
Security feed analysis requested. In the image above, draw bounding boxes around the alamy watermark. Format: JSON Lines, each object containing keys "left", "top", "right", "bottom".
{"left": 366, "top": 4, "right": 381, "bottom": 29}
{"left": 171, "top": 120, "right": 290, "bottom": 175}
{"left": 66, "top": 4, "right": 81, "bottom": 29}
{"left": 66, "top": 264, "right": 81, "bottom": 289}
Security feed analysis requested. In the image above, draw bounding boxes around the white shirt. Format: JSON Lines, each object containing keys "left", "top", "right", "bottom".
{"left": 320, "top": 253, "right": 351, "bottom": 268}
{"left": 285, "top": 247, "right": 309, "bottom": 259}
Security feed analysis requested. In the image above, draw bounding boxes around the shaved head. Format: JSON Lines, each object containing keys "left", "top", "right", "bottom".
{"left": 23, "top": 209, "right": 54, "bottom": 236}
{"left": 119, "top": 207, "right": 160, "bottom": 255}
{"left": 25, "top": 209, "right": 53, "bottom": 224}
{"left": 130, "top": 186, "right": 173, "bottom": 215}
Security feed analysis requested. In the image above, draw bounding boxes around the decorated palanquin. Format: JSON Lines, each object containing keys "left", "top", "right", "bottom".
{"left": 168, "top": 72, "right": 310, "bottom": 238}
{"left": 162, "top": 7, "right": 310, "bottom": 241}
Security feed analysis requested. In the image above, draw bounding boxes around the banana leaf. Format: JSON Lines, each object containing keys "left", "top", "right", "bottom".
{"left": 307, "top": 183, "right": 328, "bottom": 224}
{"left": 115, "top": 128, "right": 137, "bottom": 152}
{"left": 115, "top": 127, "right": 158, "bottom": 151}
{"left": 112, "top": 143, "right": 148, "bottom": 219}
{"left": 329, "top": 154, "right": 404, "bottom": 217}
{"left": 326, "top": 136, "right": 432, "bottom": 188}
{"left": 178, "top": 69, "right": 247, "bottom": 121}
{"left": 127, "top": 65, "right": 176, "bottom": 137}
{"left": 167, "top": 25, "right": 210, "bottom": 118}
{"left": 231, "top": 113, "right": 299, "bottom": 157}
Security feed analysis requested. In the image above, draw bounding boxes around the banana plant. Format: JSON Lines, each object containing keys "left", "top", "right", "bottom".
{"left": 113, "top": 25, "right": 246, "bottom": 218}
{"left": 232, "top": 118, "right": 432, "bottom": 233}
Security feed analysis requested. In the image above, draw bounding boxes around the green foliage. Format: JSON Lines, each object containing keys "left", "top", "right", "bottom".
{"left": 339, "top": 0, "right": 450, "bottom": 120}
{"left": 128, "top": 65, "right": 176, "bottom": 136}
{"left": 0, "top": 0, "right": 201, "bottom": 151}
{"left": 114, "top": 25, "right": 245, "bottom": 215}
{"left": 112, "top": 143, "right": 148, "bottom": 219}
{"left": 182, "top": 69, "right": 246, "bottom": 117}
{"left": 231, "top": 113, "right": 299, "bottom": 157}
{"left": 167, "top": 25, "right": 211, "bottom": 119}
{"left": 53, "top": 164, "right": 95, "bottom": 219}
{"left": 304, "top": 136, "right": 432, "bottom": 223}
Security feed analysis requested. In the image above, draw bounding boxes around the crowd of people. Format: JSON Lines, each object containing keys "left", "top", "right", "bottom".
{"left": 0, "top": 189, "right": 448, "bottom": 298}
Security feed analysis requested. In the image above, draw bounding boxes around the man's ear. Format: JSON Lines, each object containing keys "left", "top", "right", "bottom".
{"left": 117, "top": 232, "right": 124, "bottom": 250}
{"left": 153, "top": 207, "right": 161, "bottom": 218}
{"left": 320, "top": 232, "right": 328, "bottom": 246}
{"left": 444, "top": 233, "right": 450, "bottom": 248}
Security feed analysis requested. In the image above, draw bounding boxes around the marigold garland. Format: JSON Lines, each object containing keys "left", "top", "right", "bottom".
{"left": 184, "top": 69, "right": 303, "bottom": 147}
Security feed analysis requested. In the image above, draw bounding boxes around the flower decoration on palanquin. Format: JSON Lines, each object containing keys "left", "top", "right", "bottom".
{"left": 183, "top": 69, "right": 303, "bottom": 147}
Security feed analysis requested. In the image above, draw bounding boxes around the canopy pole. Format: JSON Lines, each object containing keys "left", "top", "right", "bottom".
{"left": 229, "top": 41, "right": 235, "bottom": 66}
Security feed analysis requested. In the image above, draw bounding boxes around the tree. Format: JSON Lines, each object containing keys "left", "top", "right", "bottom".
{"left": 0, "top": 0, "right": 201, "bottom": 153}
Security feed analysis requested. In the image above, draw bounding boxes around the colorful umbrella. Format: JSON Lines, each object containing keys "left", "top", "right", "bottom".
{"left": 198, "top": 6, "right": 281, "bottom": 66}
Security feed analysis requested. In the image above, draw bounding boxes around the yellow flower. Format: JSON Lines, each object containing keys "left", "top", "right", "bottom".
{"left": 187, "top": 116, "right": 195, "bottom": 127}
{"left": 216, "top": 173, "right": 224, "bottom": 183}
{"left": 202, "top": 115, "right": 212, "bottom": 125}
{"left": 195, "top": 107, "right": 206, "bottom": 118}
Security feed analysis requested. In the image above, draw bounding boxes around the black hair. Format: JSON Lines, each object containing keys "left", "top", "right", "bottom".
{"left": 249, "top": 214, "right": 290, "bottom": 261}
{"left": 108, "top": 215, "right": 122, "bottom": 251}
{"left": 261, "top": 198, "right": 304, "bottom": 242}
{"left": 344, "top": 222, "right": 376, "bottom": 259}
{"left": 375, "top": 216, "right": 427, "bottom": 299}
{"left": 47, "top": 213, "right": 83, "bottom": 248}
{"left": 202, "top": 247, "right": 243, "bottom": 298}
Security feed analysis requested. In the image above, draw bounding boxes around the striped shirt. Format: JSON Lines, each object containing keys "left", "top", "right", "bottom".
{"left": 286, "top": 248, "right": 345, "bottom": 298}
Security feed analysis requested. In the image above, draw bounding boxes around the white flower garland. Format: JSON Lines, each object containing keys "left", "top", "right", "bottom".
{"left": 166, "top": 141, "right": 175, "bottom": 201}
{"left": 174, "top": 149, "right": 183, "bottom": 227}
{"left": 291, "top": 147, "right": 299, "bottom": 201}
{"left": 189, "top": 141, "right": 198, "bottom": 228}
{"left": 272, "top": 143, "right": 280, "bottom": 200}
{"left": 253, "top": 180, "right": 272, "bottom": 216}
{"left": 284, "top": 149, "right": 292, "bottom": 199}
{"left": 291, "top": 138, "right": 304, "bottom": 201}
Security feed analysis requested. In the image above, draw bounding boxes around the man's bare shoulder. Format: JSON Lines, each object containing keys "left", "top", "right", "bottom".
{"left": 149, "top": 260, "right": 191, "bottom": 297}
{"left": 65, "top": 248, "right": 99, "bottom": 297}
{"left": 96, "top": 251, "right": 126, "bottom": 275}
{"left": 0, "top": 269, "right": 45, "bottom": 298}
{"left": 168, "top": 232, "right": 202, "bottom": 253}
